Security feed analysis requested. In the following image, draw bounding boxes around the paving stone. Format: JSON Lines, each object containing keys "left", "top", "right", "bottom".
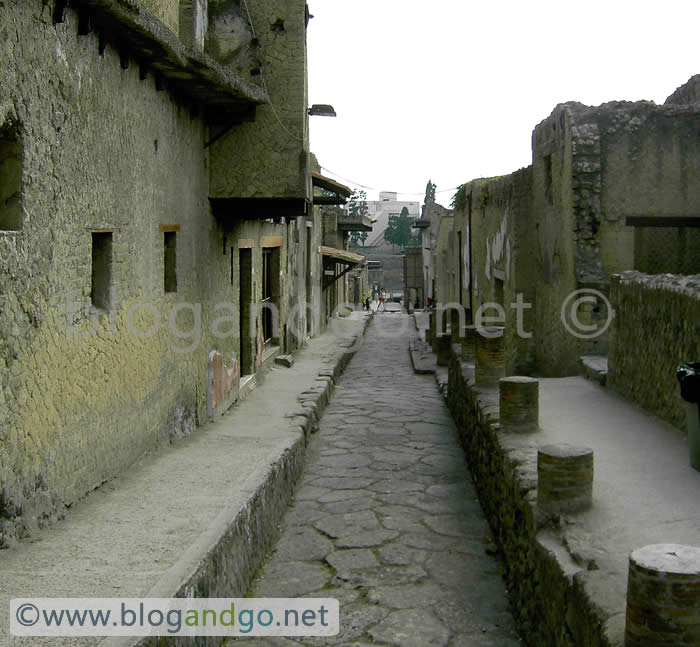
{"left": 320, "top": 497, "right": 377, "bottom": 515}
{"left": 273, "top": 527, "right": 334, "bottom": 562}
{"left": 251, "top": 561, "right": 332, "bottom": 598}
{"left": 367, "top": 582, "right": 445, "bottom": 609}
{"left": 313, "top": 510, "right": 379, "bottom": 538}
{"left": 283, "top": 501, "right": 326, "bottom": 527}
{"left": 340, "top": 565, "right": 428, "bottom": 588}
{"left": 318, "top": 453, "right": 371, "bottom": 468}
{"left": 377, "top": 543, "right": 428, "bottom": 566}
{"left": 294, "top": 485, "right": 332, "bottom": 502}
{"left": 369, "top": 608, "right": 450, "bottom": 647}
{"left": 307, "top": 476, "right": 377, "bottom": 490}
{"left": 335, "top": 528, "right": 399, "bottom": 548}
{"left": 396, "top": 532, "right": 465, "bottom": 551}
{"left": 371, "top": 479, "right": 427, "bottom": 494}
{"left": 423, "top": 514, "right": 476, "bottom": 538}
{"left": 325, "top": 548, "right": 379, "bottom": 575}
{"left": 316, "top": 489, "right": 373, "bottom": 504}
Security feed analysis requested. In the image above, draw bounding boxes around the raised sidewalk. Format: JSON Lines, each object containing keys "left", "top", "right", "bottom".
{"left": 1, "top": 312, "right": 371, "bottom": 647}
{"left": 435, "top": 337, "right": 700, "bottom": 646}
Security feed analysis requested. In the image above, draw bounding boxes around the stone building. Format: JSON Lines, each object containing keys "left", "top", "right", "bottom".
{"left": 437, "top": 75, "right": 700, "bottom": 377}
{"left": 312, "top": 172, "right": 372, "bottom": 323}
{"left": 412, "top": 193, "right": 454, "bottom": 307}
{"left": 0, "top": 0, "right": 323, "bottom": 546}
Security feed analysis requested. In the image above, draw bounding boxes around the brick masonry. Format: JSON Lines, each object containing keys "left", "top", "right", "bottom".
{"left": 608, "top": 271, "right": 700, "bottom": 431}
{"left": 446, "top": 352, "right": 615, "bottom": 647}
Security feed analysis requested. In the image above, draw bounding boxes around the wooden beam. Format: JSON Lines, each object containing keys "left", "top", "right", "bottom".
{"left": 261, "top": 235, "right": 283, "bottom": 248}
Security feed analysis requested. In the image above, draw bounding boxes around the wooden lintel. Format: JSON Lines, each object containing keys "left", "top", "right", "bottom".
{"left": 261, "top": 235, "right": 283, "bottom": 248}
{"left": 238, "top": 239, "right": 255, "bottom": 249}
{"left": 86, "top": 227, "right": 121, "bottom": 233}
{"left": 158, "top": 224, "right": 180, "bottom": 233}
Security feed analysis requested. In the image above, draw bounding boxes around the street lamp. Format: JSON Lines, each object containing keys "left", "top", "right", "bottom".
{"left": 308, "top": 104, "right": 337, "bottom": 117}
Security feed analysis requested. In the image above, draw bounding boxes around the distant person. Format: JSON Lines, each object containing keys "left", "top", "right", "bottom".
{"left": 377, "top": 287, "right": 386, "bottom": 312}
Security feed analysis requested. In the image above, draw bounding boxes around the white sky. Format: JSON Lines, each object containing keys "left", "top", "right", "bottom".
{"left": 306, "top": 0, "right": 698, "bottom": 205}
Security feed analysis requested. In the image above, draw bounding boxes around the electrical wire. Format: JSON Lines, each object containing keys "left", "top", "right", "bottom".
{"left": 319, "top": 166, "right": 461, "bottom": 197}
{"left": 240, "top": 1, "right": 459, "bottom": 198}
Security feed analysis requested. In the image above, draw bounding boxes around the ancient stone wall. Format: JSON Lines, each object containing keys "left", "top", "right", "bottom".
{"left": 140, "top": 0, "right": 180, "bottom": 34}
{"left": 665, "top": 73, "right": 700, "bottom": 106}
{"left": 608, "top": 271, "right": 700, "bottom": 430}
{"left": 209, "top": 0, "right": 310, "bottom": 200}
{"left": 0, "top": 1, "right": 315, "bottom": 547}
{"left": 531, "top": 107, "right": 585, "bottom": 375}
{"left": 452, "top": 168, "right": 534, "bottom": 376}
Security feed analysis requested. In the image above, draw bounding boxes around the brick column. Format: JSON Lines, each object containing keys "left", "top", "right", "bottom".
{"left": 625, "top": 543, "right": 700, "bottom": 647}
{"left": 436, "top": 333, "right": 452, "bottom": 367}
{"left": 499, "top": 376, "right": 539, "bottom": 432}
{"left": 475, "top": 327, "right": 505, "bottom": 386}
{"left": 460, "top": 324, "right": 478, "bottom": 363}
{"left": 537, "top": 444, "right": 593, "bottom": 513}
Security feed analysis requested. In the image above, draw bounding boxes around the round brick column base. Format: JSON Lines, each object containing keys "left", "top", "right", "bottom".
{"left": 625, "top": 543, "right": 700, "bottom": 647}
{"left": 499, "top": 376, "right": 539, "bottom": 432}
{"left": 537, "top": 444, "right": 593, "bottom": 513}
{"left": 436, "top": 332, "right": 452, "bottom": 367}
{"left": 475, "top": 326, "right": 505, "bottom": 386}
{"left": 460, "top": 324, "right": 478, "bottom": 363}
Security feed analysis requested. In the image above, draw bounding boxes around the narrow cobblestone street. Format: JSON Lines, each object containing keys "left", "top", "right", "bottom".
{"left": 232, "top": 312, "right": 523, "bottom": 647}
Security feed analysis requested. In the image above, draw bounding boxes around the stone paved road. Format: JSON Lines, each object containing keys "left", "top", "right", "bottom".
{"left": 230, "top": 313, "right": 523, "bottom": 647}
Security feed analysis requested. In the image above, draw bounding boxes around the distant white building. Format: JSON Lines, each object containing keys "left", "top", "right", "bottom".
{"left": 364, "top": 191, "right": 420, "bottom": 247}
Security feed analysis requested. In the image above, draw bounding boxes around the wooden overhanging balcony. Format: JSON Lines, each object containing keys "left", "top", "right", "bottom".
{"left": 337, "top": 211, "right": 373, "bottom": 232}
{"left": 312, "top": 172, "right": 352, "bottom": 206}
{"left": 321, "top": 246, "right": 365, "bottom": 290}
{"left": 63, "top": 0, "right": 268, "bottom": 125}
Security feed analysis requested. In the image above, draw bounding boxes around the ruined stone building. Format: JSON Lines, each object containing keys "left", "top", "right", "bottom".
{"left": 311, "top": 169, "right": 372, "bottom": 323}
{"left": 0, "top": 0, "right": 340, "bottom": 546}
{"left": 427, "top": 75, "right": 699, "bottom": 427}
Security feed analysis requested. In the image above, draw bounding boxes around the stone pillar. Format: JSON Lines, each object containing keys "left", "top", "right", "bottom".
{"left": 475, "top": 327, "right": 505, "bottom": 386}
{"left": 436, "top": 333, "right": 452, "bottom": 367}
{"left": 499, "top": 376, "right": 539, "bottom": 432}
{"left": 537, "top": 444, "right": 593, "bottom": 513}
{"left": 625, "top": 544, "right": 700, "bottom": 647}
{"left": 460, "top": 324, "right": 478, "bottom": 363}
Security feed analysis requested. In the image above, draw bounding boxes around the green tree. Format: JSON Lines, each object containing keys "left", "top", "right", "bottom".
{"left": 383, "top": 206, "right": 419, "bottom": 250}
{"left": 350, "top": 230, "right": 368, "bottom": 246}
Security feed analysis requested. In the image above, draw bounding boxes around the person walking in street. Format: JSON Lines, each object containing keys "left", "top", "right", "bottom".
{"left": 377, "top": 287, "right": 386, "bottom": 312}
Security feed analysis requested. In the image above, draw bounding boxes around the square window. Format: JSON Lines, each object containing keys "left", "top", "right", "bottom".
{"left": 0, "top": 129, "right": 23, "bottom": 231}
{"left": 164, "top": 231, "right": 177, "bottom": 293}
{"left": 91, "top": 232, "right": 113, "bottom": 310}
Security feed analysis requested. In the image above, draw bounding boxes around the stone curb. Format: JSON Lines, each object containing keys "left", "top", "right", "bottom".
{"left": 102, "top": 312, "right": 373, "bottom": 647}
